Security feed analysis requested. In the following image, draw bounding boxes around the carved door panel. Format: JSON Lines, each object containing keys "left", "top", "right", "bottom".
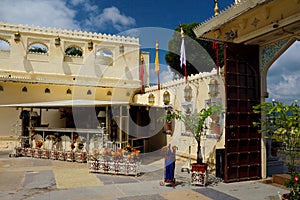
{"left": 224, "top": 42, "right": 261, "bottom": 182}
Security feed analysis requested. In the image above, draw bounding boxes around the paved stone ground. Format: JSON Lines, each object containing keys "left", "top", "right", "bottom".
{"left": 0, "top": 150, "right": 289, "bottom": 200}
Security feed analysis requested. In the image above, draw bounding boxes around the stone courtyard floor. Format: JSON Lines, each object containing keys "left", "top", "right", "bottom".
{"left": 0, "top": 150, "right": 289, "bottom": 200}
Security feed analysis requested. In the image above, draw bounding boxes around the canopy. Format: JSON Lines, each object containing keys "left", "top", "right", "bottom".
{"left": 0, "top": 99, "right": 145, "bottom": 108}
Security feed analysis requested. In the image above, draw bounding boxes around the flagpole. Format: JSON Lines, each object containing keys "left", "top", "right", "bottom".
{"left": 212, "top": 42, "right": 219, "bottom": 75}
{"left": 140, "top": 55, "right": 145, "bottom": 94}
{"left": 155, "top": 40, "right": 161, "bottom": 90}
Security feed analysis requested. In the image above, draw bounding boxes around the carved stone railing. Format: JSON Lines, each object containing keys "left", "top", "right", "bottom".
{"left": 88, "top": 154, "right": 141, "bottom": 176}
{"left": 13, "top": 147, "right": 88, "bottom": 163}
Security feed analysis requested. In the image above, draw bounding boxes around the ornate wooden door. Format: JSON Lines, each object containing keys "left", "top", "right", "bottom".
{"left": 224, "top": 42, "right": 261, "bottom": 182}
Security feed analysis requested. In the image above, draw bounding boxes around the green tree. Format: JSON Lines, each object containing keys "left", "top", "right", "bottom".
{"left": 28, "top": 47, "right": 47, "bottom": 53}
{"left": 166, "top": 103, "right": 222, "bottom": 164}
{"left": 165, "top": 23, "right": 224, "bottom": 77}
{"left": 253, "top": 101, "right": 300, "bottom": 199}
{"left": 65, "top": 47, "right": 82, "bottom": 57}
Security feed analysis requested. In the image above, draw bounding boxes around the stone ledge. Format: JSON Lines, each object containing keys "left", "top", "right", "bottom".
{"left": 272, "top": 174, "right": 290, "bottom": 186}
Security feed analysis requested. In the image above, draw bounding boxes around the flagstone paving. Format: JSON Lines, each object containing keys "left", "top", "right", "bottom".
{"left": 0, "top": 150, "right": 290, "bottom": 200}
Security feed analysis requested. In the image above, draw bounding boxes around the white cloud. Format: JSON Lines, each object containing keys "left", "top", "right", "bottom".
{"left": 271, "top": 74, "right": 299, "bottom": 96}
{"left": 267, "top": 41, "right": 300, "bottom": 104}
{"left": 0, "top": 0, "right": 79, "bottom": 30}
{"left": 69, "top": 0, "right": 85, "bottom": 6}
{"left": 84, "top": 6, "right": 136, "bottom": 32}
{"left": 0, "top": 1, "right": 135, "bottom": 33}
{"left": 149, "top": 64, "right": 174, "bottom": 85}
{"left": 160, "top": 66, "right": 174, "bottom": 83}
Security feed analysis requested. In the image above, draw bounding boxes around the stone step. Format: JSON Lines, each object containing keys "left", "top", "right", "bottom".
{"left": 272, "top": 174, "right": 290, "bottom": 186}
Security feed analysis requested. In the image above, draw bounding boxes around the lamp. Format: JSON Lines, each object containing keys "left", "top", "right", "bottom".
{"left": 98, "top": 111, "right": 106, "bottom": 118}
{"left": 88, "top": 40, "right": 93, "bottom": 51}
{"left": 148, "top": 93, "right": 155, "bottom": 106}
{"left": 30, "top": 111, "right": 39, "bottom": 117}
{"left": 14, "top": 31, "right": 21, "bottom": 43}
{"left": 163, "top": 91, "right": 170, "bottom": 105}
{"left": 119, "top": 44, "right": 124, "bottom": 54}
{"left": 208, "top": 78, "right": 219, "bottom": 98}
{"left": 184, "top": 84, "right": 193, "bottom": 102}
{"left": 55, "top": 36, "right": 60, "bottom": 46}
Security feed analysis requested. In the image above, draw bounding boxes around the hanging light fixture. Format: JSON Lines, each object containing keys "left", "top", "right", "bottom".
{"left": 163, "top": 91, "right": 170, "bottom": 105}
{"left": 14, "top": 31, "right": 21, "bottom": 43}
{"left": 55, "top": 36, "right": 61, "bottom": 46}
{"left": 148, "top": 93, "right": 155, "bottom": 106}
{"left": 208, "top": 78, "right": 219, "bottom": 98}
{"left": 119, "top": 43, "right": 124, "bottom": 54}
{"left": 98, "top": 111, "right": 106, "bottom": 118}
{"left": 184, "top": 84, "right": 193, "bottom": 102}
{"left": 88, "top": 40, "right": 93, "bottom": 51}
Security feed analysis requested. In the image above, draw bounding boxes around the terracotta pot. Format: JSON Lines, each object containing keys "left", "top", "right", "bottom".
{"left": 165, "top": 121, "right": 172, "bottom": 131}
{"left": 191, "top": 163, "right": 208, "bottom": 173}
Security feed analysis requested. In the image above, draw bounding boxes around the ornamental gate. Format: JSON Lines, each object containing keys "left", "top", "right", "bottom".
{"left": 224, "top": 42, "right": 261, "bottom": 182}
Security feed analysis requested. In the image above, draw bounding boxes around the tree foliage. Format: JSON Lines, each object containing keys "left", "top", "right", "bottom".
{"left": 165, "top": 23, "right": 224, "bottom": 78}
{"left": 166, "top": 103, "right": 223, "bottom": 163}
{"left": 253, "top": 100, "right": 300, "bottom": 199}
{"left": 65, "top": 46, "right": 82, "bottom": 56}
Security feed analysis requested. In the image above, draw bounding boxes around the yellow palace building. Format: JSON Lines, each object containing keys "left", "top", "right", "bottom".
{"left": 0, "top": 22, "right": 167, "bottom": 153}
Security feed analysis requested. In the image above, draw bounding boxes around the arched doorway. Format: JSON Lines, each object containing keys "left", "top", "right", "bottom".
{"left": 261, "top": 40, "right": 300, "bottom": 176}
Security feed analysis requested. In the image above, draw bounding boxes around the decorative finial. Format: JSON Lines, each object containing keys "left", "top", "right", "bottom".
{"left": 214, "top": 0, "right": 219, "bottom": 16}
{"left": 180, "top": 25, "right": 184, "bottom": 38}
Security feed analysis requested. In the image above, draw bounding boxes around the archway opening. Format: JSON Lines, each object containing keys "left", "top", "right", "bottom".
{"left": 265, "top": 40, "right": 300, "bottom": 177}
{"left": 267, "top": 41, "right": 300, "bottom": 105}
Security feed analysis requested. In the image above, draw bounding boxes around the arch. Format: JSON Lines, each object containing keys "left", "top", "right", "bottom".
{"left": 95, "top": 48, "right": 113, "bottom": 66}
{"left": 260, "top": 37, "right": 299, "bottom": 99}
{"left": 45, "top": 88, "right": 50, "bottom": 93}
{"left": 28, "top": 42, "right": 48, "bottom": 54}
{"left": 66, "top": 88, "right": 72, "bottom": 94}
{"left": 65, "top": 46, "right": 83, "bottom": 57}
{"left": 22, "top": 86, "right": 27, "bottom": 92}
{"left": 0, "top": 38, "right": 10, "bottom": 51}
{"left": 264, "top": 39, "right": 300, "bottom": 103}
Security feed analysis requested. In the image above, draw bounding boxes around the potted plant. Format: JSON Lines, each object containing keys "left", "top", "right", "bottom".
{"left": 253, "top": 100, "right": 300, "bottom": 199}
{"left": 165, "top": 103, "right": 222, "bottom": 168}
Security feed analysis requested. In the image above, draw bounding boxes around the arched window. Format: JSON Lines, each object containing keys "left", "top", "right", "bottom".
{"left": 0, "top": 85, "right": 3, "bottom": 91}
{"left": 0, "top": 39, "right": 10, "bottom": 51}
{"left": 22, "top": 87, "right": 27, "bottom": 92}
{"left": 107, "top": 91, "right": 112, "bottom": 96}
{"left": 65, "top": 46, "right": 83, "bottom": 57}
{"left": 28, "top": 43, "right": 48, "bottom": 54}
{"left": 95, "top": 49, "right": 113, "bottom": 66}
{"left": 66, "top": 88, "right": 72, "bottom": 94}
{"left": 45, "top": 88, "right": 50, "bottom": 93}
{"left": 87, "top": 89, "right": 92, "bottom": 95}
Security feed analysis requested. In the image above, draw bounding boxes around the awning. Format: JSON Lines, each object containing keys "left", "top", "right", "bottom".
{"left": 0, "top": 99, "right": 148, "bottom": 108}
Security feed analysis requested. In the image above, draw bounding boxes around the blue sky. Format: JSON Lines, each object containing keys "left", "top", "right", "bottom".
{"left": 0, "top": 0, "right": 299, "bottom": 104}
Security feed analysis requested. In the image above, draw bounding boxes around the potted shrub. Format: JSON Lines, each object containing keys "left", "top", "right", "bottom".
{"left": 165, "top": 103, "right": 222, "bottom": 167}
{"left": 253, "top": 100, "right": 300, "bottom": 199}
